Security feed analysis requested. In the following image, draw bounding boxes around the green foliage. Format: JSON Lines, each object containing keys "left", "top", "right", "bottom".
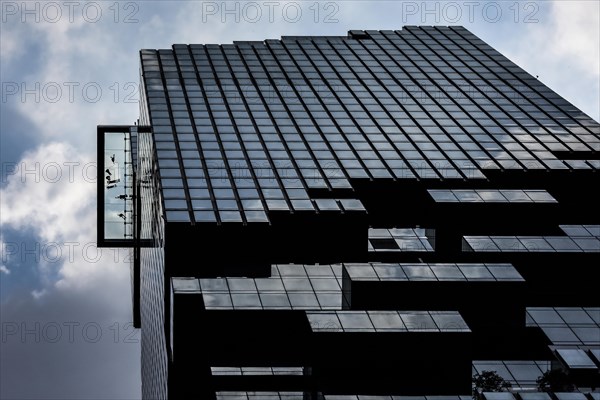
{"left": 472, "top": 370, "right": 512, "bottom": 399}
{"left": 536, "top": 369, "right": 575, "bottom": 392}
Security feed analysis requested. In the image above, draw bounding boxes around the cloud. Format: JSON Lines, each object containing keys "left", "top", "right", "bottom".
{"left": 1, "top": 12, "right": 138, "bottom": 151}
{"left": 0, "top": 141, "right": 136, "bottom": 293}
{"left": 0, "top": 24, "right": 23, "bottom": 63}
{"left": 1, "top": 286, "right": 140, "bottom": 400}
{"left": 0, "top": 235, "right": 9, "bottom": 274}
{"left": 1, "top": 142, "right": 94, "bottom": 241}
{"left": 500, "top": 1, "right": 600, "bottom": 121}
{"left": 0, "top": 140, "right": 139, "bottom": 398}
{"left": 31, "top": 288, "right": 47, "bottom": 299}
{"left": 551, "top": 1, "right": 600, "bottom": 81}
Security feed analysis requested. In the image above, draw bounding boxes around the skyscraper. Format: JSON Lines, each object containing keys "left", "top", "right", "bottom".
{"left": 97, "top": 26, "right": 600, "bottom": 399}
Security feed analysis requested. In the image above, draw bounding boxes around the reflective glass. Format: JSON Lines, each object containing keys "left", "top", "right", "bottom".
{"left": 556, "top": 349, "right": 597, "bottom": 368}
{"left": 337, "top": 311, "right": 375, "bottom": 332}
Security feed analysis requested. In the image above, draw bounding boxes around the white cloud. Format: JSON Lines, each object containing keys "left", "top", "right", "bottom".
{"left": 0, "top": 27, "right": 23, "bottom": 63}
{"left": 0, "top": 139, "right": 138, "bottom": 397}
{"left": 551, "top": 2, "right": 600, "bottom": 81}
{"left": 0, "top": 142, "right": 94, "bottom": 243}
{"left": 0, "top": 141, "right": 132, "bottom": 296}
{"left": 2, "top": 15, "right": 138, "bottom": 151}
{"left": 501, "top": 1, "right": 600, "bottom": 120}
{"left": 0, "top": 236, "right": 9, "bottom": 274}
{"left": 31, "top": 288, "right": 47, "bottom": 299}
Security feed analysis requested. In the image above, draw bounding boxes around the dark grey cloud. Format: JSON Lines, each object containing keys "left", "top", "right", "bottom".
{"left": 1, "top": 287, "right": 140, "bottom": 399}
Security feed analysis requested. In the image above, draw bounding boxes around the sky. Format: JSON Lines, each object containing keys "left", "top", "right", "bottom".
{"left": 0, "top": 1, "right": 599, "bottom": 399}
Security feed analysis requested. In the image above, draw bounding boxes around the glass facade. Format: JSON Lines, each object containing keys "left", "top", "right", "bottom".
{"left": 97, "top": 26, "right": 600, "bottom": 398}
{"left": 140, "top": 27, "right": 599, "bottom": 225}
{"left": 138, "top": 82, "right": 168, "bottom": 400}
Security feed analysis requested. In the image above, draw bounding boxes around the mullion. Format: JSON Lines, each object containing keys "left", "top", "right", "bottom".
{"left": 190, "top": 45, "right": 245, "bottom": 222}
{"left": 421, "top": 28, "right": 572, "bottom": 153}
{"left": 231, "top": 44, "right": 311, "bottom": 204}
{"left": 217, "top": 44, "right": 274, "bottom": 216}
{"left": 269, "top": 41, "right": 353, "bottom": 184}
{"left": 348, "top": 36, "right": 489, "bottom": 177}
{"left": 262, "top": 41, "right": 346, "bottom": 187}
{"left": 453, "top": 27, "right": 598, "bottom": 141}
{"left": 242, "top": 47, "right": 305, "bottom": 204}
{"left": 404, "top": 29, "right": 552, "bottom": 168}
{"left": 172, "top": 45, "right": 220, "bottom": 223}
{"left": 330, "top": 39, "right": 447, "bottom": 179}
{"left": 379, "top": 30, "right": 519, "bottom": 172}
{"left": 437, "top": 28, "right": 591, "bottom": 153}
{"left": 300, "top": 38, "right": 403, "bottom": 180}
{"left": 335, "top": 39, "right": 464, "bottom": 178}
{"left": 155, "top": 50, "right": 195, "bottom": 223}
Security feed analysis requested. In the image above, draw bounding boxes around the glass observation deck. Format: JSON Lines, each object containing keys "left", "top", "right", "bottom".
{"left": 97, "top": 125, "right": 149, "bottom": 247}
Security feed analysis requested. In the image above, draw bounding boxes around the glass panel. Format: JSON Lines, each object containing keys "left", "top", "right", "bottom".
{"left": 103, "top": 130, "right": 135, "bottom": 240}
{"left": 486, "top": 264, "right": 523, "bottom": 281}
{"left": 400, "top": 312, "right": 437, "bottom": 331}
{"left": 402, "top": 265, "right": 436, "bottom": 280}
{"left": 259, "top": 293, "right": 291, "bottom": 309}
{"left": 556, "top": 349, "right": 597, "bottom": 368}
{"left": 344, "top": 264, "right": 378, "bottom": 280}
{"left": 231, "top": 293, "right": 262, "bottom": 309}
{"left": 528, "top": 308, "right": 563, "bottom": 324}
{"left": 431, "top": 312, "right": 469, "bottom": 332}
{"left": 288, "top": 292, "right": 319, "bottom": 309}
{"left": 541, "top": 327, "right": 580, "bottom": 344}
{"left": 554, "top": 393, "right": 588, "bottom": 400}
{"left": 482, "top": 393, "right": 515, "bottom": 400}
{"left": 255, "top": 278, "right": 285, "bottom": 292}
{"left": 556, "top": 308, "right": 594, "bottom": 325}
{"left": 368, "top": 311, "right": 405, "bottom": 331}
{"left": 458, "top": 264, "right": 494, "bottom": 280}
{"left": 306, "top": 312, "right": 341, "bottom": 332}
{"left": 200, "top": 278, "right": 228, "bottom": 292}
{"left": 227, "top": 278, "right": 257, "bottom": 292}
{"left": 428, "top": 190, "right": 458, "bottom": 202}
{"left": 373, "top": 264, "right": 407, "bottom": 280}
{"left": 203, "top": 293, "right": 233, "bottom": 309}
{"left": 430, "top": 264, "right": 464, "bottom": 280}
{"left": 337, "top": 311, "right": 375, "bottom": 332}
{"left": 505, "top": 363, "right": 543, "bottom": 383}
